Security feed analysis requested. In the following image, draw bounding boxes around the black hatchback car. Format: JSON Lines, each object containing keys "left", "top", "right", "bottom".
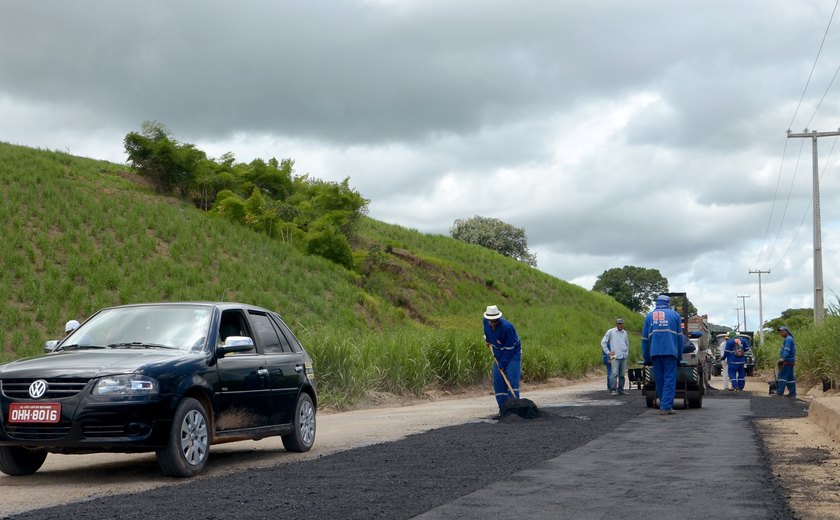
{"left": 0, "top": 302, "right": 317, "bottom": 477}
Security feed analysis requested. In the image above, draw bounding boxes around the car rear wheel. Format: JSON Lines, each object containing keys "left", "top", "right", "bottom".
{"left": 282, "top": 392, "right": 316, "bottom": 452}
{"left": 0, "top": 446, "right": 48, "bottom": 476}
{"left": 156, "top": 397, "right": 210, "bottom": 477}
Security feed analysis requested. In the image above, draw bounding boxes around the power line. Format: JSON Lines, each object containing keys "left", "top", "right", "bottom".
{"left": 762, "top": 139, "right": 806, "bottom": 266}
{"left": 805, "top": 61, "right": 840, "bottom": 129}
{"left": 769, "top": 136, "right": 838, "bottom": 273}
{"left": 754, "top": 138, "right": 791, "bottom": 267}
{"left": 786, "top": 0, "right": 839, "bottom": 130}
{"left": 756, "top": 0, "right": 839, "bottom": 266}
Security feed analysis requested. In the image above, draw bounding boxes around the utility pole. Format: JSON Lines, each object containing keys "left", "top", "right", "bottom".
{"left": 749, "top": 269, "right": 770, "bottom": 347}
{"left": 737, "top": 295, "right": 750, "bottom": 331}
{"left": 734, "top": 308, "right": 742, "bottom": 331}
{"left": 786, "top": 128, "right": 840, "bottom": 325}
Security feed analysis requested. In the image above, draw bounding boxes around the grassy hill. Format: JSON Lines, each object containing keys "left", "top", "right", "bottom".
{"left": 0, "top": 141, "right": 641, "bottom": 407}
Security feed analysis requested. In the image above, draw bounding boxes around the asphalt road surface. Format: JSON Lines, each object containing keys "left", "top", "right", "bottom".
{"left": 3, "top": 388, "right": 807, "bottom": 520}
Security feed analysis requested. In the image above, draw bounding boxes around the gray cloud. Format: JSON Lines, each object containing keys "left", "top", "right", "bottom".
{"left": 1, "top": 0, "right": 839, "bottom": 326}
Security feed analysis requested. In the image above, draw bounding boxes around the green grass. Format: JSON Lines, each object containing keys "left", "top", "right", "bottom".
{"left": 1, "top": 141, "right": 644, "bottom": 407}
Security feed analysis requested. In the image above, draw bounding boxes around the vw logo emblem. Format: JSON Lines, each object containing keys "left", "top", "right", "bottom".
{"left": 28, "top": 379, "right": 48, "bottom": 399}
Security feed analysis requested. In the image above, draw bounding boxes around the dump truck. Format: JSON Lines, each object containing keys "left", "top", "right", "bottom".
{"left": 640, "top": 292, "right": 708, "bottom": 409}
{"left": 687, "top": 314, "right": 714, "bottom": 384}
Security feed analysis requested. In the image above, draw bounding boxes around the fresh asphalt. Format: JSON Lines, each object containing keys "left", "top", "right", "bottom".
{"left": 416, "top": 394, "right": 795, "bottom": 520}
{"left": 4, "top": 389, "right": 804, "bottom": 520}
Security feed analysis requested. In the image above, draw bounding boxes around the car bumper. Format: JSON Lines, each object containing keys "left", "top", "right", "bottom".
{"left": 0, "top": 396, "right": 175, "bottom": 451}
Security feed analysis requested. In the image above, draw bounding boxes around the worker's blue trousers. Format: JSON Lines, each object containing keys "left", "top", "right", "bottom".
{"left": 494, "top": 356, "right": 521, "bottom": 409}
{"left": 776, "top": 364, "right": 796, "bottom": 397}
{"left": 728, "top": 362, "right": 746, "bottom": 390}
{"left": 652, "top": 355, "right": 678, "bottom": 411}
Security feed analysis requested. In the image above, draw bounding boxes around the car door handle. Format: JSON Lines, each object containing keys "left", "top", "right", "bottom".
{"left": 257, "top": 368, "right": 269, "bottom": 378}
{"left": 295, "top": 364, "right": 305, "bottom": 373}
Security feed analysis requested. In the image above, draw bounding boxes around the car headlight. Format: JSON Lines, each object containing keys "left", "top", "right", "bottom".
{"left": 93, "top": 375, "right": 159, "bottom": 396}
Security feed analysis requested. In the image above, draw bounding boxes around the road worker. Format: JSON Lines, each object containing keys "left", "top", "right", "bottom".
{"left": 483, "top": 305, "right": 522, "bottom": 412}
{"left": 775, "top": 326, "right": 796, "bottom": 398}
{"left": 721, "top": 331, "right": 750, "bottom": 392}
{"left": 642, "top": 295, "right": 683, "bottom": 415}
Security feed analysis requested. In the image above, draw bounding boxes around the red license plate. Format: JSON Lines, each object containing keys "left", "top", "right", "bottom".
{"left": 8, "top": 402, "right": 61, "bottom": 423}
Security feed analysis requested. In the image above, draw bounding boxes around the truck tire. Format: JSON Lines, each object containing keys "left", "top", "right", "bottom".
{"left": 645, "top": 392, "right": 657, "bottom": 408}
{"left": 687, "top": 390, "right": 702, "bottom": 409}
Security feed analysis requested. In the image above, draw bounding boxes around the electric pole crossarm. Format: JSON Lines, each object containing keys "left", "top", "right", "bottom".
{"left": 787, "top": 130, "right": 840, "bottom": 138}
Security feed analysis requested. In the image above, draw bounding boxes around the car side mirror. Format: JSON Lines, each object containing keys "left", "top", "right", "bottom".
{"left": 44, "top": 340, "right": 59, "bottom": 353}
{"left": 218, "top": 336, "right": 255, "bottom": 356}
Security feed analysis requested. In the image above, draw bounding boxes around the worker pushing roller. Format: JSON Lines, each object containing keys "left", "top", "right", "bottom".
{"left": 641, "top": 294, "right": 683, "bottom": 415}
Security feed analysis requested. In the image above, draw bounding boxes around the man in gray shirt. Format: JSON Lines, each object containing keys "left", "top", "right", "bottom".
{"left": 601, "top": 318, "right": 630, "bottom": 395}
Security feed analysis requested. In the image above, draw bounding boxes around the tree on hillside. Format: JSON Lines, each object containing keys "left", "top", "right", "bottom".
{"left": 450, "top": 215, "right": 537, "bottom": 267}
{"left": 765, "top": 308, "right": 814, "bottom": 332}
{"left": 668, "top": 295, "right": 697, "bottom": 318}
{"left": 592, "top": 266, "right": 668, "bottom": 313}
{"left": 124, "top": 121, "right": 207, "bottom": 195}
{"left": 124, "top": 122, "right": 369, "bottom": 269}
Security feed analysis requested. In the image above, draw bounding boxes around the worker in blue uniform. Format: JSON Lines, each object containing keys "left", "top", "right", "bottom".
{"left": 775, "top": 326, "right": 796, "bottom": 398}
{"left": 722, "top": 331, "right": 751, "bottom": 391}
{"left": 642, "top": 295, "right": 683, "bottom": 415}
{"left": 483, "top": 305, "right": 522, "bottom": 411}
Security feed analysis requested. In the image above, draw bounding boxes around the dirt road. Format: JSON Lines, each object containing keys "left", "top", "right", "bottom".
{"left": 2, "top": 375, "right": 839, "bottom": 519}
{"left": 1, "top": 380, "right": 605, "bottom": 517}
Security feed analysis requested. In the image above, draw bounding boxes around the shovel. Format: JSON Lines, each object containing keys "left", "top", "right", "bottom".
{"left": 488, "top": 345, "right": 539, "bottom": 419}
{"left": 769, "top": 361, "right": 781, "bottom": 395}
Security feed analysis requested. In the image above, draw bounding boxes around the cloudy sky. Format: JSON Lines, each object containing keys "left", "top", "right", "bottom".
{"left": 3, "top": 0, "right": 840, "bottom": 332}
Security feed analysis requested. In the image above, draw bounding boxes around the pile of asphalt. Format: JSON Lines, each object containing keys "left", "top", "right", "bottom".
{"left": 7, "top": 391, "right": 808, "bottom": 520}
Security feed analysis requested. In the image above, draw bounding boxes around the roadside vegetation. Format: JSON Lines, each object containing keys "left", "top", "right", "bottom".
{"left": 3, "top": 140, "right": 642, "bottom": 408}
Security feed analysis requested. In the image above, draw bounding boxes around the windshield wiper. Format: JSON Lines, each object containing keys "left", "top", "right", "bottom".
{"left": 58, "top": 344, "right": 106, "bottom": 351}
{"left": 107, "top": 342, "right": 178, "bottom": 350}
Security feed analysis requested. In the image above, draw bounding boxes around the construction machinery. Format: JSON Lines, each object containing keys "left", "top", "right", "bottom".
{"left": 641, "top": 292, "right": 708, "bottom": 409}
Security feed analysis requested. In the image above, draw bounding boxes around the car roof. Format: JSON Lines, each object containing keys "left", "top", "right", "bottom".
{"left": 97, "top": 302, "right": 275, "bottom": 314}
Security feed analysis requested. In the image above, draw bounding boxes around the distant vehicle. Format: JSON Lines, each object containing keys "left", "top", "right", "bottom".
{"left": 687, "top": 314, "right": 714, "bottom": 384}
{"left": 0, "top": 302, "right": 317, "bottom": 477}
{"left": 712, "top": 332, "right": 756, "bottom": 377}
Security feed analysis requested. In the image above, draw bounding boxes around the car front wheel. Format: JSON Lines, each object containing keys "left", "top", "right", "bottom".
{"left": 0, "top": 446, "right": 48, "bottom": 476}
{"left": 156, "top": 397, "right": 210, "bottom": 477}
{"left": 282, "top": 392, "right": 316, "bottom": 452}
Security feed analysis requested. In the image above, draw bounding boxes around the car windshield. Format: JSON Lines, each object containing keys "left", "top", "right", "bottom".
{"left": 60, "top": 305, "right": 212, "bottom": 352}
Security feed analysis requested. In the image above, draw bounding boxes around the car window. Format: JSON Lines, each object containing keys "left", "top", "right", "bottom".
{"left": 60, "top": 305, "right": 211, "bottom": 351}
{"left": 219, "top": 310, "right": 255, "bottom": 354}
{"left": 249, "top": 312, "right": 286, "bottom": 354}
{"left": 270, "top": 314, "right": 303, "bottom": 353}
